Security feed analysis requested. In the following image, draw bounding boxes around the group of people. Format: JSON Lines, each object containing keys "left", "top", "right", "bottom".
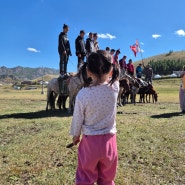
{"left": 75, "top": 31, "right": 99, "bottom": 70}
{"left": 105, "top": 47, "right": 154, "bottom": 83}
{"left": 58, "top": 23, "right": 153, "bottom": 84}
{"left": 57, "top": 24, "right": 185, "bottom": 185}
{"left": 58, "top": 24, "right": 99, "bottom": 77}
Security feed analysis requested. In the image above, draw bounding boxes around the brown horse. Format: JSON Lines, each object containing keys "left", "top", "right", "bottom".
{"left": 124, "top": 74, "right": 142, "bottom": 104}
{"left": 117, "top": 78, "right": 130, "bottom": 106}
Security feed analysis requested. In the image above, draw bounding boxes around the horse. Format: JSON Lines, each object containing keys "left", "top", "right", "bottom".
{"left": 46, "top": 62, "right": 91, "bottom": 112}
{"left": 117, "top": 78, "right": 130, "bottom": 106}
{"left": 123, "top": 73, "right": 142, "bottom": 104}
{"left": 146, "top": 88, "right": 158, "bottom": 103}
{"left": 138, "top": 82, "right": 153, "bottom": 103}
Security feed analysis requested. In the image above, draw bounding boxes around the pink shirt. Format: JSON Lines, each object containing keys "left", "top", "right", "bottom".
{"left": 127, "top": 63, "right": 134, "bottom": 73}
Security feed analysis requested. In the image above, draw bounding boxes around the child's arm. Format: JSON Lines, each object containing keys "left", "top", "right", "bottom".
{"left": 73, "top": 136, "right": 80, "bottom": 145}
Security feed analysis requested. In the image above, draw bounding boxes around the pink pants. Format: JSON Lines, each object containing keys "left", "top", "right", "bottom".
{"left": 75, "top": 134, "right": 118, "bottom": 185}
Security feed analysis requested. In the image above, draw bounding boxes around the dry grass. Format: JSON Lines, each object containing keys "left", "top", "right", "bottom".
{"left": 0, "top": 79, "right": 185, "bottom": 185}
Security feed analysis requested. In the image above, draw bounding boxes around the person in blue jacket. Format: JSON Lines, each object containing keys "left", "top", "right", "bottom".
{"left": 136, "top": 63, "right": 143, "bottom": 78}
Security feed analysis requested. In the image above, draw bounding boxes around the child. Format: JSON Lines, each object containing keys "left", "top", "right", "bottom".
{"left": 70, "top": 50, "right": 120, "bottom": 185}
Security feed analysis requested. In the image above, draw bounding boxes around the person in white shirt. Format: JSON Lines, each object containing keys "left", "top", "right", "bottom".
{"left": 70, "top": 50, "right": 119, "bottom": 185}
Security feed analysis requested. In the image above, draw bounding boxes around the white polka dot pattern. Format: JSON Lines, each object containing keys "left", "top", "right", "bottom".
{"left": 70, "top": 81, "right": 119, "bottom": 136}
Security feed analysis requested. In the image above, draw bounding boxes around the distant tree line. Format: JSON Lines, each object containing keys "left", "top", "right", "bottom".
{"left": 148, "top": 59, "right": 185, "bottom": 75}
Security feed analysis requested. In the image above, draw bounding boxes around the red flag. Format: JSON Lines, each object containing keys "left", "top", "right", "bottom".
{"left": 130, "top": 40, "right": 140, "bottom": 57}
{"left": 130, "top": 45, "right": 137, "bottom": 57}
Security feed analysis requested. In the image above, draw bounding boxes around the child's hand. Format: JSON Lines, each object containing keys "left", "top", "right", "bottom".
{"left": 73, "top": 136, "right": 80, "bottom": 145}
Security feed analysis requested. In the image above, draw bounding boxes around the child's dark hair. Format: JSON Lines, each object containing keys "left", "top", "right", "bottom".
{"left": 87, "top": 50, "right": 119, "bottom": 85}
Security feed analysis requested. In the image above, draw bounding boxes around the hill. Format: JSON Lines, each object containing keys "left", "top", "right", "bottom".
{"left": 134, "top": 50, "right": 185, "bottom": 66}
{"left": 134, "top": 50, "right": 185, "bottom": 75}
{"left": 0, "top": 66, "right": 59, "bottom": 83}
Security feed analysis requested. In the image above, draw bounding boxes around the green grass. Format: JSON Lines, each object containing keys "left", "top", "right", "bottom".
{"left": 0, "top": 79, "right": 185, "bottom": 185}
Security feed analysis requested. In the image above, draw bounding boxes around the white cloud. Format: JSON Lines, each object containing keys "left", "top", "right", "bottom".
{"left": 27, "top": 47, "right": 40, "bottom": 53}
{"left": 140, "top": 49, "right": 144, "bottom": 53}
{"left": 152, "top": 34, "right": 161, "bottom": 39}
{"left": 140, "top": 42, "right": 144, "bottom": 45}
{"left": 175, "top": 29, "right": 185, "bottom": 37}
{"left": 98, "top": 33, "right": 116, "bottom": 40}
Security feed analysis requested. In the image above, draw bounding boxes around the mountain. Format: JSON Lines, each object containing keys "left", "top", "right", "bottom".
{"left": 0, "top": 66, "right": 59, "bottom": 83}
{"left": 1, "top": 50, "right": 185, "bottom": 83}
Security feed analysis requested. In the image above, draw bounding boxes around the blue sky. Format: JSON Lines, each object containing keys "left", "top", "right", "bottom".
{"left": 0, "top": 0, "right": 185, "bottom": 72}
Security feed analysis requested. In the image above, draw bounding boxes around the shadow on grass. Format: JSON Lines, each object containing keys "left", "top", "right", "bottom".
{"left": 151, "top": 112, "right": 184, "bottom": 119}
{"left": 0, "top": 109, "right": 72, "bottom": 120}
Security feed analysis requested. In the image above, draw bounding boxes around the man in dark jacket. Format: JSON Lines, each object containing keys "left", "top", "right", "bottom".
{"left": 85, "top": 32, "right": 94, "bottom": 58}
{"left": 58, "top": 24, "right": 72, "bottom": 76}
{"left": 75, "top": 30, "right": 86, "bottom": 70}
{"left": 143, "top": 63, "right": 153, "bottom": 84}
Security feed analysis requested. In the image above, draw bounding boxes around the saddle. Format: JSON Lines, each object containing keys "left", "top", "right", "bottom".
{"left": 58, "top": 74, "right": 69, "bottom": 95}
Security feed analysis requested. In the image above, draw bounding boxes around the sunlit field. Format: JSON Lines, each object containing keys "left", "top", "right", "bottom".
{"left": 0, "top": 78, "right": 185, "bottom": 185}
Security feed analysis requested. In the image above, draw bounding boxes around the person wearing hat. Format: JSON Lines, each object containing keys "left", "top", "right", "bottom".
{"left": 85, "top": 32, "right": 94, "bottom": 58}
{"left": 136, "top": 63, "right": 143, "bottom": 78}
{"left": 58, "top": 24, "right": 72, "bottom": 77}
{"left": 75, "top": 30, "right": 86, "bottom": 70}
{"left": 113, "top": 49, "right": 121, "bottom": 65}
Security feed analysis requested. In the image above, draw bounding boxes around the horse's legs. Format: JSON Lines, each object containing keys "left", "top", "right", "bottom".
{"left": 149, "top": 94, "right": 151, "bottom": 103}
{"left": 62, "top": 96, "right": 68, "bottom": 110}
{"left": 152, "top": 94, "right": 154, "bottom": 103}
{"left": 143, "top": 94, "right": 145, "bottom": 103}
{"left": 68, "top": 94, "right": 73, "bottom": 113}
{"left": 146, "top": 94, "right": 148, "bottom": 103}
{"left": 46, "top": 101, "right": 49, "bottom": 111}
{"left": 117, "top": 88, "right": 123, "bottom": 106}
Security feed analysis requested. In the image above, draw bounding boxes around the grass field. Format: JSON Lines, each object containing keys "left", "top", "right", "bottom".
{"left": 0, "top": 78, "right": 185, "bottom": 185}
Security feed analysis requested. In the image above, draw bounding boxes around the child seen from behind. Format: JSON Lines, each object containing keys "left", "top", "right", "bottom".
{"left": 70, "top": 50, "right": 120, "bottom": 185}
